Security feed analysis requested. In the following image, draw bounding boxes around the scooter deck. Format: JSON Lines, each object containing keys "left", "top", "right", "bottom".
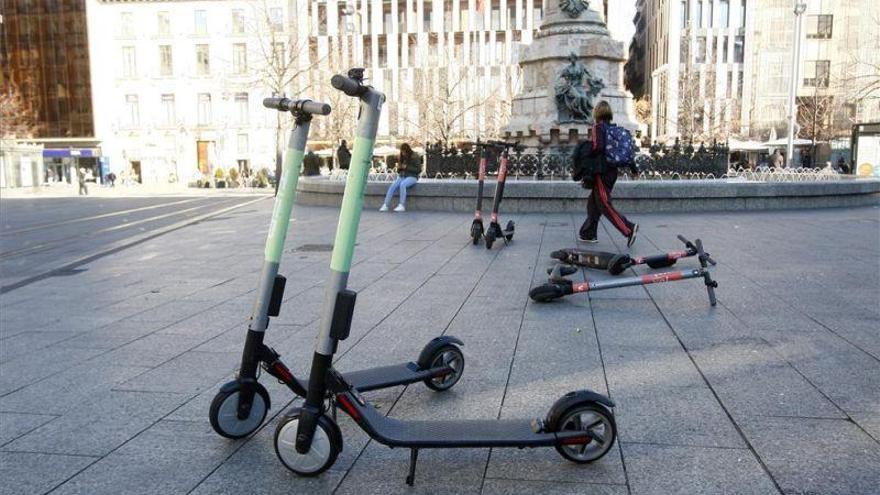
{"left": 551, "top": 249, "right": 621, "bottom": 271}
{"left": 344, "top": 363, "right": 439, "bottom": 393}
{"left": 344, "top": 395, "right": 588, "bottom": 448}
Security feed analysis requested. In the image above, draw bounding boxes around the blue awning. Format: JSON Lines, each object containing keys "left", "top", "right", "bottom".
{"left": 43, "top": 148, "right": 100, "bottom": 158}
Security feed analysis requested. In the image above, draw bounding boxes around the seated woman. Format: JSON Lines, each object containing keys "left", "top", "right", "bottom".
{"left": 380, "top": 143, "right": 422, "bottom": 212}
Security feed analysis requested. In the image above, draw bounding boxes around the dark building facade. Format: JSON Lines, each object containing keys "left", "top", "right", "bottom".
{"left": 1, "top": 0, "right": 94, "bottom": 138}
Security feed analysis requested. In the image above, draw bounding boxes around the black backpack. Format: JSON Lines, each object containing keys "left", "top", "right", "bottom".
{"left": 571, "top": 140, "right": 605, "bottom": 187}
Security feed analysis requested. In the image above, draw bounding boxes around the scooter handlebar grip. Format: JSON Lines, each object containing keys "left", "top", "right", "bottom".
{"left": 331, "top": 74, "right": 366, "bottom": 96}
{"left": 263, "top": 97, "right": 291, "bottom": 111}
{"left": 298, "top": 100, "right": 332, "bottom": 116}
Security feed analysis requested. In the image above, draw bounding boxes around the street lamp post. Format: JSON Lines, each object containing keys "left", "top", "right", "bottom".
{"left": 786, "top": 1, "right": 807, "bottom": 167}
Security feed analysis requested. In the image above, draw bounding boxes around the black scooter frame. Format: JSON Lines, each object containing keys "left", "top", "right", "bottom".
{"left": 550, "top": 235, "right": 701, "bottom": 275}
{"left": 209, "top": 94, "right": 465, "bottom": 440}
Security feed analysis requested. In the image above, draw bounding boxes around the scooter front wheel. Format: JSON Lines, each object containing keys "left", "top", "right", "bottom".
{"left": 424, "top": 345, "right": 465, "bottom": 391}
{"left": 553, "top": 403, "right": 616, "bottom": 463}
{"left": 209, "top": 382, "right": 270, "bottom": 439}
{"left": 275, "top": 409, "right": 342, "bottom": 476}
{"left": 470, "top": 220, "right": 483, "bottom": 245}
{"left": 504, "top": 220, "right": 515, "bottom": 241}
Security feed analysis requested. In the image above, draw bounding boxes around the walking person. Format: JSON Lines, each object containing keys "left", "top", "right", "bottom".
{"left": 379, "top": 143, "right": 421, "bottom": 212}
{"left": 77, "top": 167, "right": 88, "bottom": 196}
{"left": 336, "top": 140, "right": 351, "bottom": 170}
{"left": 575, "top": 101, "right": 639, "bottom": 247}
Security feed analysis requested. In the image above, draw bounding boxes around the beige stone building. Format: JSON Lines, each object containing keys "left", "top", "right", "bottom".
{"left": 629, "top": 0, "right": 880, "bottom": 152}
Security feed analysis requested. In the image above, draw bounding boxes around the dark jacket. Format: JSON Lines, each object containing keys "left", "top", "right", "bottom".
{"left": 398, "top": 152, "right": 422, "bottom": 178}
{"left": 337, "top": 145, "right": 351, "bottom": 170}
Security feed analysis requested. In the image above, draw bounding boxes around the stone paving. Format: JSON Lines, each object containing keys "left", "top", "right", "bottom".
{"left": 1, "top": 201, "right": 878, "bottom": 494}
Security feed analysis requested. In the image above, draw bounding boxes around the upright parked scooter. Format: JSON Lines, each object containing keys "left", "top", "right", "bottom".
{"left": 274, "top": 71, "right": 617, "bottom": 485}
{"left": 483, "top": 141, "right": 519, "bottom": 249}
{"left": 209, "top": 95, "right": 464, "bottom": 440}
{"left": 469, "top": 142, "right": 490, "bottom": 244}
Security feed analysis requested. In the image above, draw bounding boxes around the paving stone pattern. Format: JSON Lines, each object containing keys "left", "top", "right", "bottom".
{"left": 1, "top": 201, "right": 878, "bottom": 495}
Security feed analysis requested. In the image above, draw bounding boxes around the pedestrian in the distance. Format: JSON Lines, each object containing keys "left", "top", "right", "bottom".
{"left": 379, "top": 143, "right": 421, "bottom": 212}
{"left": 337, "top": 140, "right": 351, "bottom": 170}
{"left": 837, "top": 156, "right": 849, "bottom": 174}
{"left": 771, "top": 149, "right": 784, "bottom": 168}
{"left": 77, "top": 167, "right": 88, "bottom": 196}
{"left": 576, "top": 101, "right": 639, "bottom": 247}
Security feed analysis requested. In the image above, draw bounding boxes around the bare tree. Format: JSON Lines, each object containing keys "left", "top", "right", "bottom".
{"left": 401, "top": 63, "right": 496, "bottom": 146}
{"left": 634, "top": 95, "right": 652, "bottom": 127}
{"left": 246, "top": 0, "right": 322, "bottom": 193}
{"left": 0, "top": 81, "right": 41, "bottom": 139}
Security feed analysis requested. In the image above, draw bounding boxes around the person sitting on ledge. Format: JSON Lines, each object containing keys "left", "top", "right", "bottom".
{"left": 380, "top": 143, "right": 421, "bottom": 212}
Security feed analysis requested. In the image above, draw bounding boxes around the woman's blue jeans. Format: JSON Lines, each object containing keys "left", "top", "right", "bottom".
{"left": 383, "top": 176, "right": 418, "bottom": 206}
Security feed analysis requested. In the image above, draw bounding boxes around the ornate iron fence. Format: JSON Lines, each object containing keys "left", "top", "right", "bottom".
{"left": 423, "top": 139, "right": 731, "bottom": 180}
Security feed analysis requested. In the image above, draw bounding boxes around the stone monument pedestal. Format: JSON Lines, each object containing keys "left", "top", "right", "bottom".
{"left": 504, "top": 1, "right": 636, "bottom": 148}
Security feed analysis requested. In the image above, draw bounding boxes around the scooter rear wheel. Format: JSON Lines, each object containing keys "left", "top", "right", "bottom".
{"left": 424, "top": 345, "right": 465, "bottom": 391}
{"left": 209, "top": 382, "right": 270, "bottom": 439}
{"left": 553, "top": 403, "right": 616, "bottom": 463}
{"left": 275, "top": 409, "right": 342, "bottom": 476}
{"left": 528, "top": 284, "right": 567, "bottom": 303}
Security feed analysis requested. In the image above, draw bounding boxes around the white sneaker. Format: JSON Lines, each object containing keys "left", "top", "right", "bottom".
{"left": 393, "top": 204, "right": 406, "bottom": 212}
{"left": 379, "top": 204, "right": 389, "bottom": 212}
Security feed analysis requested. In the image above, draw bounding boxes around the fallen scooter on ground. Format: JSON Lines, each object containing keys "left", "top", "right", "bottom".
{"left": 531, "top": 236, "right": 718, "bottom": 306}
{"left": 208, "top": 93, "right": 464, "bottom": 440}
{"left": 550, "top": 235, "right": 703, "bottom": 275}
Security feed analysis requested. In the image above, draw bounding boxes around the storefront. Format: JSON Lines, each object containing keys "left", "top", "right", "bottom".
{"left": 42, "top": 147, "right": 102, "bottom": 184}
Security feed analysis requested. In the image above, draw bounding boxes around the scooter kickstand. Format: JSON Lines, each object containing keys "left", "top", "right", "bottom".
{"left": 405, "top": 448, "right": 419, "bottom": 486}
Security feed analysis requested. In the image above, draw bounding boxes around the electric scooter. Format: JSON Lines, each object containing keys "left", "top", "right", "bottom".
{"left": 549, "top": 235, "right": 702, "bottom": 275}
{"left": 468, "top": 142, "right": 490, "bottom": 244}
{"left": 530, "top": 236, "right": 718, "bottom": 306}
{"left": 273, "top": 71, "right": 617, "bottom": 485}
{"left": 483, "top": 140, "right": 519, "bottom": 249}
{"left": 208, "top": 95, "right": 465, "bottom": 440}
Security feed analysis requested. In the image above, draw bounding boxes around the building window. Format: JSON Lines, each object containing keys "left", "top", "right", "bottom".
{"left": 804, "top": 60, "right": 830, "bottom": 88}
{"left": 197, "top": 93, "right": 212, "bottom": 125}
{"left": 697, "top": 1, "right": 703, "bottom": 28}
{"left": 734, "top": 35, "right": 744, "bottom": 63}
{"left": 720, "top": 0, "right": 729, "bottom": 27}
{"left": 195, "top": 10, "right": 208, "bottom": 35}
{"left": 533, "top": 7, "right": 543, "bottom": 27}
{"left": 159, "top": 45, "right": 173, "bottom": 76}
{"left": 124, "top": 94, "right": 139, "bottom": 127}
{"left": 727, "top": 70, "right": 734, "bottom": 98}
{"left": 681, "top": 0, "right": 689, "bottom": 28}
{"left": 708, "top": 0, "right": 714, "bottom": 27}
{"left": 237, "top": 134, "right": 249, "bottom": 154}
{"left": 738, "top": 0, "right": 746, "bottom": 28}
{"left": 806, "top": 15, "right": 833, "bottom": 40}
{"left": 737, "top": 69, "right": 744, "bottom": 98}
{"left": 233, "top": 43, "right": 247, "bottom": 74}
{"left": 491, "top": 8, "right": 501, "bottom": 30}
{"left": 196, "top": 44, "right": 210, "bottom": 75}
{"left": 232, "top": 9, "right": 245, "bottom": 34}
{"left": 378, "top": 44, "right": 387, "bottom": 67}
{"left": 722, "top": 35, "right": 729, "bottom": 63}
{"left": 423, "top": 9, "right": 431, "bottom": 32}
{"left": 121, "top": 12, "right": 135, "bottom": 37}
{"left": 235, "top": 92, "right": 249, "bottom": 124}
{"left": 269, "top": 7, "right": 283, "bottom": 30}
{"left": 122, "top": 46, "right": 137, "bottom": 77}
{"left": 161, "top": 94, "right": 175, "bottom": 126}
{"left": 158, "top": 11, "right": 171, "bottom": 36}
{"left": 696, "top": 36, "right": 706, "bottom": 63}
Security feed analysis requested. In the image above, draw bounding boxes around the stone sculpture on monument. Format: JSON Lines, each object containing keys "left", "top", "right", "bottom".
{"left": 504, "top": 0, "right": 636, "bottom": 148}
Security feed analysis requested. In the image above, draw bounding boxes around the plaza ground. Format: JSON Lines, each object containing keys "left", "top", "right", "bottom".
{"left": 0, "top": 196, "right": 878, "bottom": 494}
